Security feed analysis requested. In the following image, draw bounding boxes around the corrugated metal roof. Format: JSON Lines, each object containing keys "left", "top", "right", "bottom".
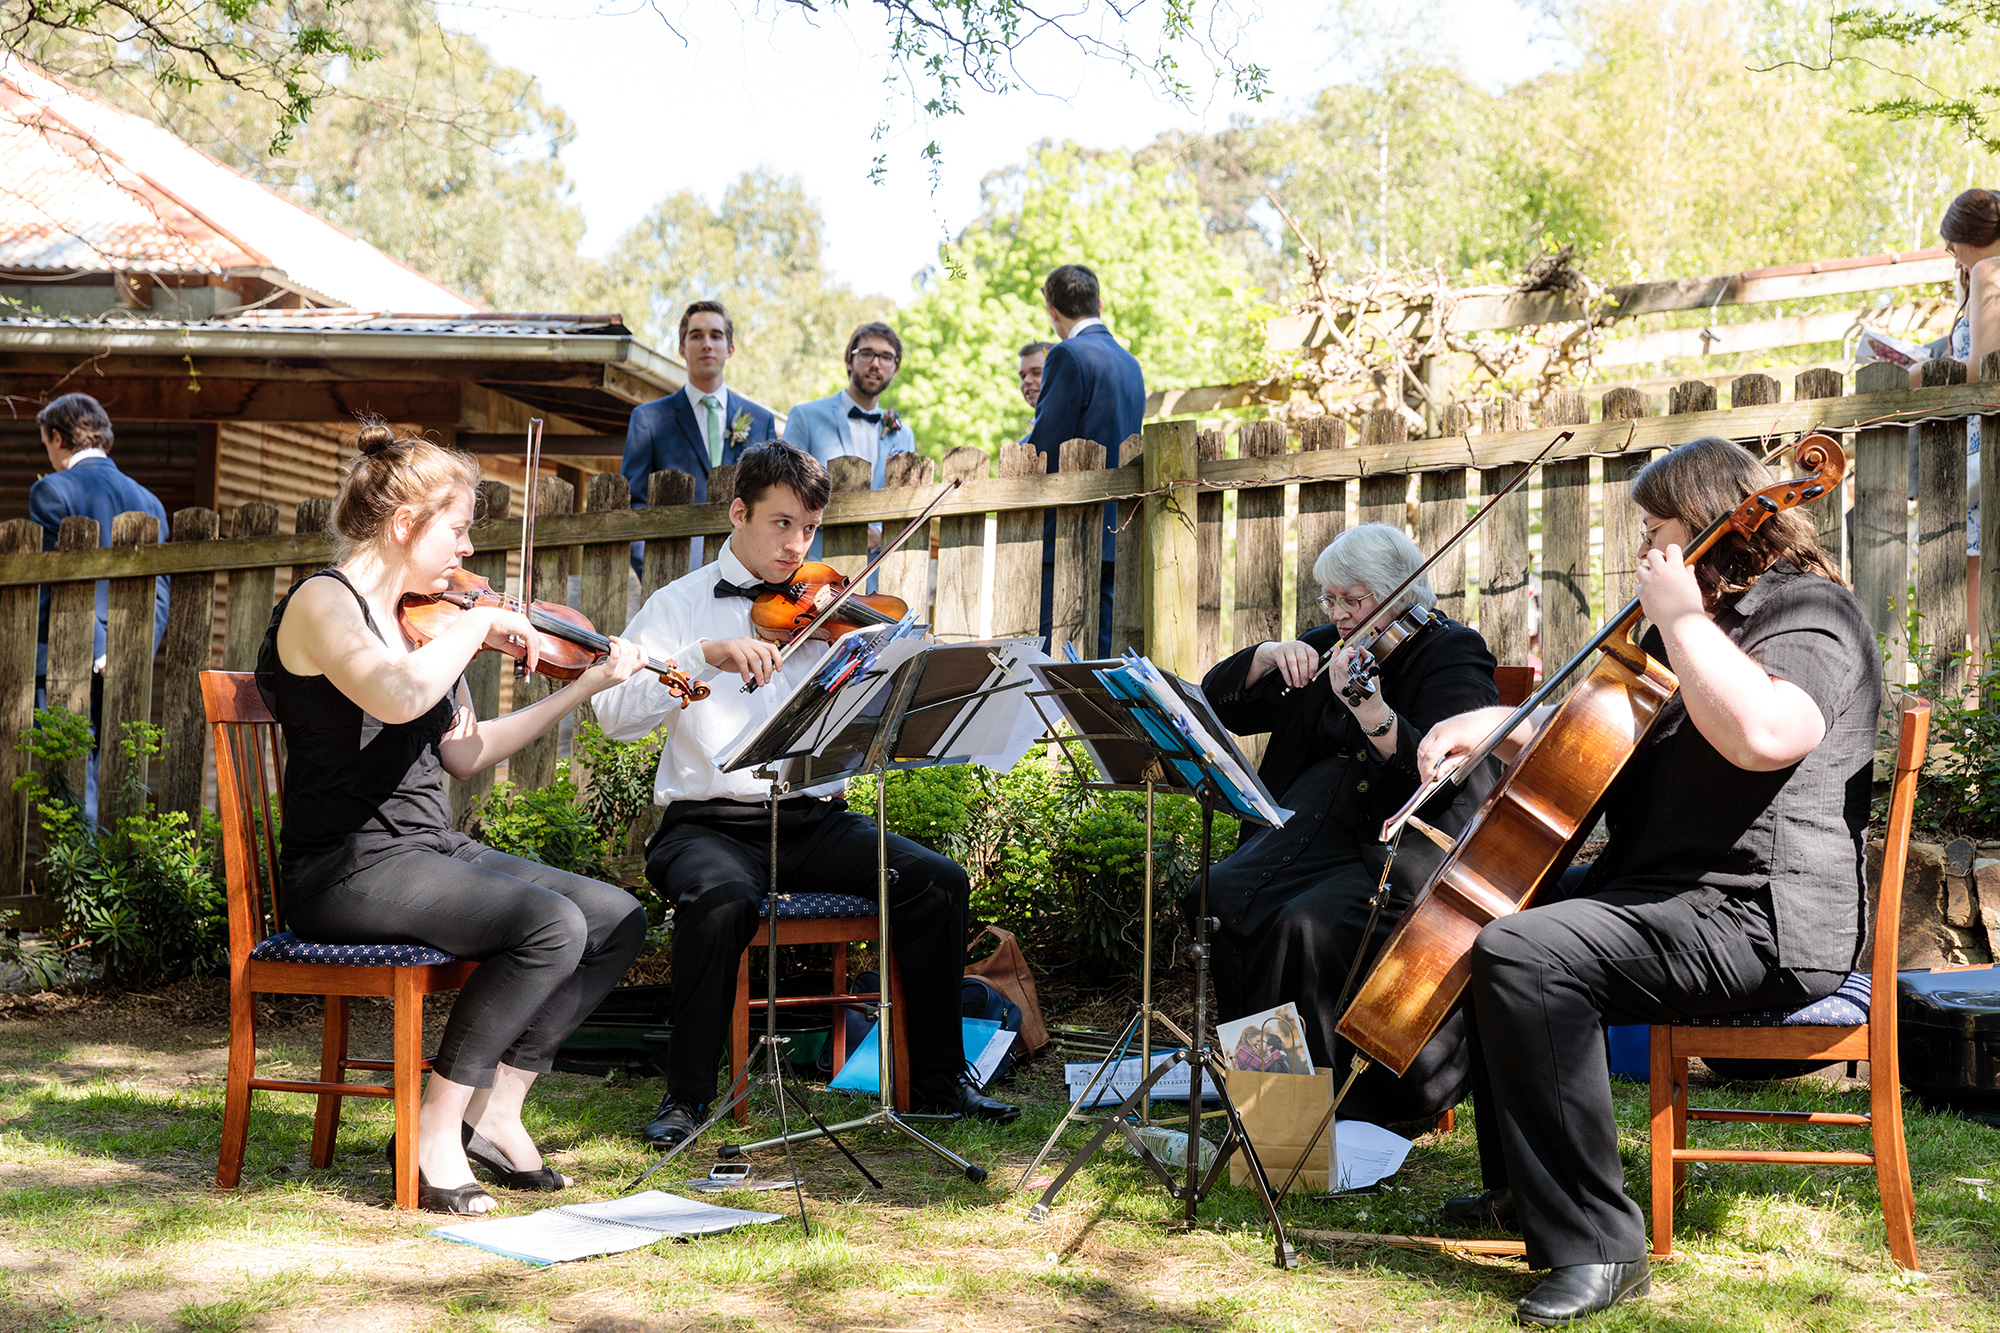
{"left": 0, "top": 55, "right": 481, "bottom": 314}
{"left": 0, "top": 310, "right": 631, "bottom": 337}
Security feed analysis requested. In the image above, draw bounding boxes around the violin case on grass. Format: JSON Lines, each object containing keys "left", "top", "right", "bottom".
{"left": 1898, "top": 965, "right": 2000, "bottom": 1115}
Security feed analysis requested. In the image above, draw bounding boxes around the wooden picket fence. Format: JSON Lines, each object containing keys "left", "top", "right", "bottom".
{"left": 1, "top": 361, "right": 1996, "bottom": 920}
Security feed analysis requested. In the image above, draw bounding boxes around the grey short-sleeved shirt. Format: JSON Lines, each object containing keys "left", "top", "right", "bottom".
{"left": 1580, "top": 561, "right": 1883, "bottom": 972}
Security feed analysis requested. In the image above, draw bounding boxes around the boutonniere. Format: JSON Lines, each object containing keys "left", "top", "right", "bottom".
{"left": 880, "top": 407, "right": 903, "bottom": 436}
{"left": 728, "top": 411, "right": 753, "bottom": 448}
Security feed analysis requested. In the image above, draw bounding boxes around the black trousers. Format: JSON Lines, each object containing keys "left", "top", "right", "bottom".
{"left": 1208, "top": 863, "right": 1471, "bottom": 1124}
{"left": 645, "top": 798, "right": 970, "bottom": 1105}
{"left": 1465, "top": 869, "right": 1843, "bottom": 1268}
{"left": 285, "top": 840, "right": 648, "bottom": 1088}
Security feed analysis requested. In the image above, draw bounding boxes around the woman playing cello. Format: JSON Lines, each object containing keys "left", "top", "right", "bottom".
{"left": 1415, "top": 437, "right": 1882, "bottom": 1325}
{"left": 261, "top": 424, "right": 651, "bottom": 1213}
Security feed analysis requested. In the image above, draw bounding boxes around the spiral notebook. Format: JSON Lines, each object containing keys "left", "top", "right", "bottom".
{"left": 431, "top": 1190, "right": 782, "bottom": 1265}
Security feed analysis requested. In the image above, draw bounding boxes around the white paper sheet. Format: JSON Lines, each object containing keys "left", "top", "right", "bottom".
{"left": 1063, "top": 1051, "right": 1218, "bottom": 1106}
{"left": 924, "top": 639, "right": 1053, "bottom": 772}
{"left": 970, "top": 1027, "right": 1018, "bottom": 1087}
{"left": 1326, "top": 1120, "right": 1413, "bottom": 1192}
{"left": 431, "top": 1190, "right": 781, "bottom": 1265}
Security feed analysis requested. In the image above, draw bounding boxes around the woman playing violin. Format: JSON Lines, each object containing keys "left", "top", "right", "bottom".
{"left": 1200, "top": 522, "right": 1500, "bottom": 1122}
{"left": 1416, "top": 437, "right": 1881, "bottom": 1326}
{"left": 260, "top": 424, "right": 650, "bottom": 1214}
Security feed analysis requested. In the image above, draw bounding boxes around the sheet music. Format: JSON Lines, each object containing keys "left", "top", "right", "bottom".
{"left": 432, "top": 1190, "right": 782, "bottom": 1265}
{"left": 921, "top": 639, "right": 1051, "bottom": 770}
{"left": 714, "top": 621, "right": 928, "bottom": 773}
{"left": 1098, "top": 656, "right": 1291, "bottom": 827}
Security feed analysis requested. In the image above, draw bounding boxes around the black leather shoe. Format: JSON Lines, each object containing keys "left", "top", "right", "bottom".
{"left": 1442, "top": 1186, "right": 1519, "bottom": 1231}
{"left": 909, "top": 1072, "right": 1021, "bottom": 1124}
{"left": 1516, "top": 1260, "right": 1650, "bottom": 1326}
{"left": 640, "top": 1099, "right": 709, "bottom": 1149}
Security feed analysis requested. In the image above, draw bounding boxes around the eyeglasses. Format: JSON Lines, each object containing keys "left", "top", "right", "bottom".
{"left": 1316, "top": 592, "right": 1373, "bottom": 614}
{"left": 851, "top": 349, "right": 900, "bottom": 365}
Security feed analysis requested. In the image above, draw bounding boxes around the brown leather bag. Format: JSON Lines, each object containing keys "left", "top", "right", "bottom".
{"left": 965, "top": 925, "right": 1048, "bottom": 1057}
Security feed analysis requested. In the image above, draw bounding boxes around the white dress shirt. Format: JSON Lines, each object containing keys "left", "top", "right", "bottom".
{"left": 592, "top": 538, "right": 841, "bottom": 805}
{"left": 63, "top": 448, "right": 109, "bottom": 468}
{"left": 1065, "top": 316, "right": 1105, "bottom": 338}
{"left": 840, "top": 389, "right": 885, "bottom": 462}
{"left": 683, "top": 382, "right": 731, "bottom": 458}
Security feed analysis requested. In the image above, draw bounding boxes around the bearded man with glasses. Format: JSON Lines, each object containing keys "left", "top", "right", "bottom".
{"left": 1197, "top": 521, "right": 1502, "bottom": 1126}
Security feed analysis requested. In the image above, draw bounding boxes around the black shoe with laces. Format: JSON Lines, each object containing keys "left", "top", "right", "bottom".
{"left": 640, "top": 1098, "right": 709, "bottom": 1149}
{"left": 909, "top": 1071, "right": 1021, "bottom": 1123}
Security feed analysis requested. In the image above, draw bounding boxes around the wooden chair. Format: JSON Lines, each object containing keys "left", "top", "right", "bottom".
{"left": 728, "top": 893, "right": 909, "bottom": 1121}
{"left": 205, "top": 671, "right": 478, "bottom": 1210}
{"left": 1647, "top": 697, "right": 1929, "bottom": 1271}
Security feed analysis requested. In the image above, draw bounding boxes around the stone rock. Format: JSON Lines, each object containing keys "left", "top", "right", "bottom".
{"left": 1888, "top": 839, "right": 1952, "bottom": 971}
{"left": 1946, "top": 837, "right": 1979, "bottom": 928}
{"left": 1977, "top": 860, "right": 2000, "bottom": 961}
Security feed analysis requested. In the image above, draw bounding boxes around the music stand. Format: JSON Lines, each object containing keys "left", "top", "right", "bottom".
{"left": 717, "top": 634, "right": 1049, "bottom": 1182}
{"left": 1015, "top": 656, "right": 1298, "bottom": 1269}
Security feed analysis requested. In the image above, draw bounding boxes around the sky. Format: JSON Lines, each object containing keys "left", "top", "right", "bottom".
{"left": 439, "top": 0, "right": 1572, "bottom": 302}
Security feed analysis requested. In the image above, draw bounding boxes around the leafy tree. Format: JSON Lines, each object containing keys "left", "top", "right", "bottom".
{"left": 592, "top": 170, "right": 886, "bottom": 412}
{"left": 895, "top": 141, "right": 1267, "bottom": 457}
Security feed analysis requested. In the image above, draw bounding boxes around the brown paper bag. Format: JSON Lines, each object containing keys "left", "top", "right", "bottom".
{"left": 965, "top": 925, "right": 1048, "bottom": 1056}
{"left": 1226, "top": 1069, "right": 1335, "bottom": 1191}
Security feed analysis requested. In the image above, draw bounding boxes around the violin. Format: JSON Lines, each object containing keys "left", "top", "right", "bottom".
{"left": 398, "top": 567, "right": 710, "bottom": 709}
{"left": 1338, "top": 604, "right": 1438, "bottom": 706}
{"left": 749, "top": 562, "right": 909, "bottom": 646}
{"left": 1334, "top": 433, "right": 1847, "bottom": 1078}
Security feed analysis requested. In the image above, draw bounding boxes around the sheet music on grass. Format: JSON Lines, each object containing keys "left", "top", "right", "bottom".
{"left": 432, "top": 1190, "right": 782, "bottom": 1265}
{"left": 1094, "top": 654, "right": 1290, "bottom": 827}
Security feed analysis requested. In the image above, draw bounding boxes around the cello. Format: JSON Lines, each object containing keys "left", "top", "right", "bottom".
{"left": 1333, "top": 433, "right": 1847, "bottom": 1078}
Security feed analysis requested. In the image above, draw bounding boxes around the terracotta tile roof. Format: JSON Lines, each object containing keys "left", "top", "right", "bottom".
{"left": 0, "top": 54, "right": 480, "bottom": 313}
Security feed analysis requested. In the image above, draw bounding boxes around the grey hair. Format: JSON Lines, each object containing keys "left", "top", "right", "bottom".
{"left": 1311, "top": 522, "right": 1435, "bottom": 612}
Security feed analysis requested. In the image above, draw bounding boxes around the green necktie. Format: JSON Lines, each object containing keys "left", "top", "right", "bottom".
{"left": 702, "top": 394, "right": 724, "bottom": 468}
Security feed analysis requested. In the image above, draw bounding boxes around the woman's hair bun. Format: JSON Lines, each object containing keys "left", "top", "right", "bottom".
{"left": 355, "top": 423, "right": 398, "bottom": 456}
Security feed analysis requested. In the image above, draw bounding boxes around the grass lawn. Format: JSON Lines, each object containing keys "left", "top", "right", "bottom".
{"left": 1, "top": 987, "right": 1996, "bottom": 1333}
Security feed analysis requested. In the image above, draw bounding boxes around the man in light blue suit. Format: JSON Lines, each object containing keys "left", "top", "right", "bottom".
{"left": 621, "top": 300, "right": 779, "bottom": 568}
{"left": 1028, "top": 265, "right": 1146, "bottom": 657}
{"left": 782, "top": 322, "right": 914, "bottom": 489}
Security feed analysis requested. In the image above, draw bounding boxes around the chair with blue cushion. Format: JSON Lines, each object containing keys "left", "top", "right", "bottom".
{"left": 728, "top": 892, "right": 909, "bottom": 1122}
{"left": 1647, "top": 698, "right": 1929, "bottom": 1271}
{"left": 203, "top": 671, "right": 478, "bottom": 1210}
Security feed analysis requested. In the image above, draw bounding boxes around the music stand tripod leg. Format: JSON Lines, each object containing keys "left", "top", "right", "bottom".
{"left": 1016, "top": 1003, "right": 1150, "bottom": 1190}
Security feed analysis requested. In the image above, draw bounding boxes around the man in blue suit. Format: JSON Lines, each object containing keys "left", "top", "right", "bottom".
{"left": 30, "top": 393, "right": 170, "bottom": 821}
{"left": 621, "top": 300, "right": 779, "bottom": 568}
{"left": 783, "top": 322, "right": 914, "bottom": 489}
{"left": 1027, "top": 265, "right": 1145, "bottom": 657}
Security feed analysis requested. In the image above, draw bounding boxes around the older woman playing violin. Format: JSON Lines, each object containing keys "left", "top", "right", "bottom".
{"left": 1199, "top": 522, "right": 1500, "bottom": 1124}
{"left": 1415, "top": 437, "right": 1880, "bottom": 1327}
{"left": 260, "top": 424, "right": 649, "bottom": 1214}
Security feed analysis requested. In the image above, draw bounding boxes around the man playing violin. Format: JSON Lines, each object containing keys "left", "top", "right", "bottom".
{"left": 594, "top": 443, "right": 1021, "bottom": 1149}
{"left": 1416, "top": 438, "right": 1881, "bottom": 1326}
{"left": 1200, "top": 522, "right": 1500, "bottom": 1124}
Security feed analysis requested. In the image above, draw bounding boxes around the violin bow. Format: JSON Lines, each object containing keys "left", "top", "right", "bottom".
{"left": 1289, "top": 428, "right": 1574, "bottom": 694}
{"left": 518, "top": 417, "right": 544, "bottom": 610}
{"left": 755, "top": 476, "right": 964, "bottom": 681}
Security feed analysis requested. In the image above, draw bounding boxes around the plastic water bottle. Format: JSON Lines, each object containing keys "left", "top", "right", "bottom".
{"left": 1127, "top": 1124, "right": 1218, "bottom": 1173}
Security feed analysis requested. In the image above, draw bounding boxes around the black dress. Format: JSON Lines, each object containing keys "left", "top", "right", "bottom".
{"left": 1198, "top": 614, "right": 1500, "bottom": 1122}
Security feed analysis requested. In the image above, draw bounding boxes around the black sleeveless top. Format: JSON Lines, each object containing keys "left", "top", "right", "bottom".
{"left": 258, "top": 569, "right": 466, "bottom": 907}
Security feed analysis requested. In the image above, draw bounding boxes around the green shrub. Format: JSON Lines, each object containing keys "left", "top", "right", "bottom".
{"left": 14, "top": 710, "right": 225, "bottom": 987}
{"left": 469, "top": 721, "right": 669, "bottom": 886}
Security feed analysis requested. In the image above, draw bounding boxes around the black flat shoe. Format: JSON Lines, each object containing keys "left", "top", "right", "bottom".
{"left": 909, "top": 1072, "right": 1021, "bottom": 1124}
{"left": 1516, "top": 1259, "right": 1650, "bottom": 1326}
{"left": 463, "top": 1124, "right": 568, "bottom": 1191}
{"left": 382, "top": 1134, "right": 497, "bottom": 1215}
{"left": 1442, "top": 1186, "right": 1519, "bottom": 1231}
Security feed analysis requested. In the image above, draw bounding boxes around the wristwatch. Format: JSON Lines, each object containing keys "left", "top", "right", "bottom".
{"left": 1362, "top": 710, "right": 1396, "bottom": 738}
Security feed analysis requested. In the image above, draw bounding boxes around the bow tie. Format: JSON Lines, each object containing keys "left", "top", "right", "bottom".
{"left": 715, "top": 576, "right": 794, "bottom": 601}
{"left": 847, "top": 406, "right": 883, "bottom": 425}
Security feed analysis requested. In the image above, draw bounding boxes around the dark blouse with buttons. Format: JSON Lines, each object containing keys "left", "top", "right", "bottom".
{"left": 1199, "top": 615, "right": 1500, "bottom": 938}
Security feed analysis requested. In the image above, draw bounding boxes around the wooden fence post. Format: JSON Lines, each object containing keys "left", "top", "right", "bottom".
{"left": 1358, "top": 410, "right": 1408, "bottom": 530}
{"left": 1053, "top": 439, "right": 1109, "bottom": 656}
{"left": 1794, "top": 368, "right": 1846, "bottom": 579}
{"left": 1110, "top": 436, "right": 1147, "bottom": 656}
{"left": 45, "top": 517, "right": 98, "bottom": 804}
{"left": 885, "top": 453, "right": 942, "bottom": 625}
{"left": 99, "top": 512, "right": 161, "bottom": 819}
{"left": 642, "top": 470, "right": 695, "bottom": 602}
{"left": 0, "top": 520, "right": 41, "bottom": 892}
{"left": 1539, "top": 391, "right": 1590, "bottom": 671}
{"left": 1196, "top": 427, "right": 1225, "bottom": 667}
{"left": 1854, "top": 361, "right": 1911, "bottom": 684}
{"left": 1420, "top": 406, "right": 1471, "bottom": 626}
{"left": 1982, "top": 351, "right": 2000, "bottom": 654}
{"left": 820, "top": 456, "right": 875, "bottom": 582}
{"left": 159, "top": 506, "right": 219, "bottom": 824}
{"left": 510, "top": 477, "right": 573, "bottom": 792}
{"left": 1479, "top": 398, "right": 1531, "bottom": 668}
{"left": 934, "top": 446, "right": 988, "bottom": 641}
{"left": 1669, "top": 381, "right": 1717, "bottom": 415}
{"left": 1599, "top": 388, "right": 1651, "bottom": 624}
{"left": 1233, "top": 421, "right": 1286, "bottom": 657}
{"left": 702, "top": 465, "right": 737, "bottom": 566}
{"left": 581, "top": 473, "right": 632, "bottom": 639}
{"left": 453, "top": 482, "right": 511, "bottom": 825}
{"left": 222, "top": 503, "right": 280, "bottom": 671}
{"left": 1295, "top": 418, "right": 1348, "bottom": 634}
{"left": 1143, "top": 419, "right": 1201, "bottom": 683}
{"left": 1917, "top": 357, "right": 1969, "bottom": 694}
